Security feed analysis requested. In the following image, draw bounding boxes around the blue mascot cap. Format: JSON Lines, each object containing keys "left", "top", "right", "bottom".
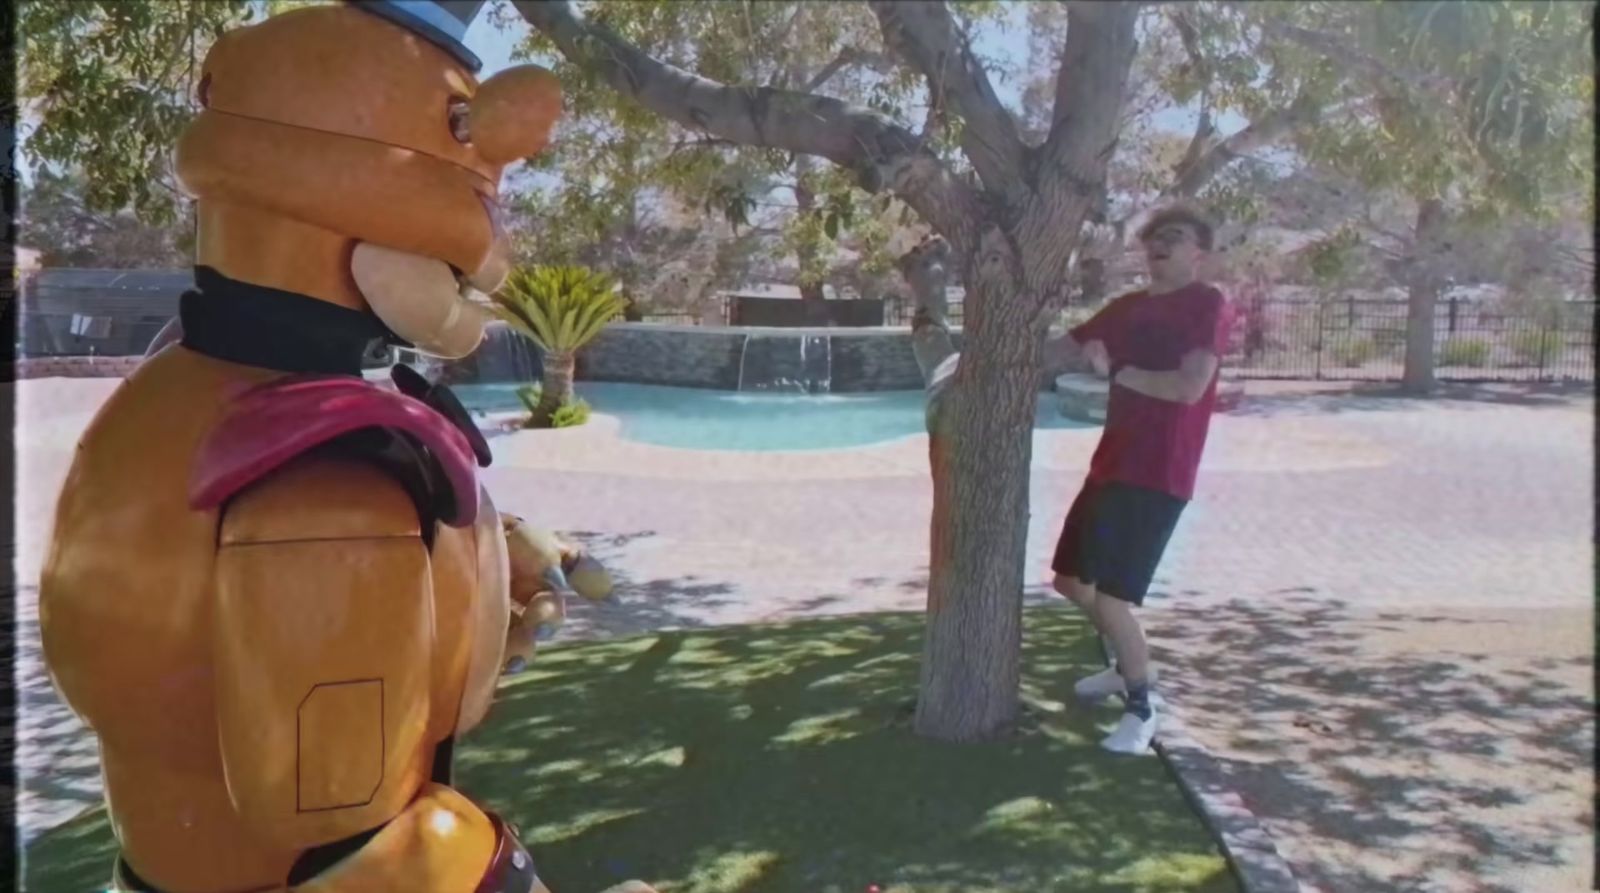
{"left": 349, "top": 0, "right": 487, "bottom": 72}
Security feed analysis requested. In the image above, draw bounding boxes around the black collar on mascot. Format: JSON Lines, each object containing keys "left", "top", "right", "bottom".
{"left": 179, "top": 266, "right": 397, "bottom": 376}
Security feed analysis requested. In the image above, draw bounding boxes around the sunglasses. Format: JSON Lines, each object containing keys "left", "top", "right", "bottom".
{"left": 1142, "top": 225, "right": 1199, "bottom": 248}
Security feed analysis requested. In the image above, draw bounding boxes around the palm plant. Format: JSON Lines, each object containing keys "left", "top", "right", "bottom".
{"left": 491, "top": 264, "right": 626, "bottom": 427}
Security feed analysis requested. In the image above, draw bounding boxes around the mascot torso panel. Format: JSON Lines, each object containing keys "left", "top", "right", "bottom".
{"left": 39, "top": 346, "right": 507, "bottom": 889}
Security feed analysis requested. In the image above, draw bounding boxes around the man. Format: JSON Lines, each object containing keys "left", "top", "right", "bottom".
{"left": 1046, "top": 204, "right": 1233, "bottom": 755}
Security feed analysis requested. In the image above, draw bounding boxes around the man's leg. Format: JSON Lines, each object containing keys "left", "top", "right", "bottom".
{"left": 1051, "top": 481, "right": 1123, "bottom": 666}
{"left": 1087, "top": 484, "right": 1187, "bottom": 754}
{"left": 1095, "top": 594, "right": 1149, "bottom": 687}
{"left": 1051, "top": 573, "right": 1097, "bottom": 613}
{"left": 1052, "top": 573, "right": 1118, "bottom": 667}
{"left": 1097, "top": 587, "right": 1159, "bottom": 755}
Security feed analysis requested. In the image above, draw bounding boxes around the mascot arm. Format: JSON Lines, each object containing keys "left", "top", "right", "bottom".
{"left": 213, "top": 456, "right": 445, "bottom": 856}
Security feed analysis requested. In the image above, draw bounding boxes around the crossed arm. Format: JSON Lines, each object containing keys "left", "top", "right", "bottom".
{"left": 1042, "top": 332, "right": 1110, "bottom": 376}
{"left": 1113, "top": 349, "right": 1219, "bottom": 405}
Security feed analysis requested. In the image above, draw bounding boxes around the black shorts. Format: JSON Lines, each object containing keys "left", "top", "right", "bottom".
{"left": 1051, "top": 479, "right": 1187, "bottom": 607}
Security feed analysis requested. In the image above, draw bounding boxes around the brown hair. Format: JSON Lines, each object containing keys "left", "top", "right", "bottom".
{"left": 1137, "top": 203, "right": 1216, "bottom": 251}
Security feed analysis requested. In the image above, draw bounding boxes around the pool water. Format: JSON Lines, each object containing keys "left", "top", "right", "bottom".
{"left": 456, "top": 382, "right": 1089, "bottom": 451}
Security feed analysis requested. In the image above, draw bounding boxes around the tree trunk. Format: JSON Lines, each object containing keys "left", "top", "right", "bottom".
{"left": 900, "top": 231, "right": 1040, "bottom": 742}
{"left": 915, "top": 272, "right": 1038, "bottom": 742}
{"left": 535, "top": 350, "right": 575, "bottom": 426}
{"left": 793, "top": 159, "right": 831, "bottom": 326}
{"left": 1402, "top": 198, "right": 1447, "bottom": 394}
{"left": 798, "top": 280, "right": 830, "bottom": 325}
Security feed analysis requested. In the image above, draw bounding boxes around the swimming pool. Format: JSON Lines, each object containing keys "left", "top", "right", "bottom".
{"left": 456, "top": 382, "right": 1089, "bottom": 451}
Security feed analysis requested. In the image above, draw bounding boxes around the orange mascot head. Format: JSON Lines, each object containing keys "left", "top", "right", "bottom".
{"left": 175, "top": 0, "right": 560, "bottom": 359}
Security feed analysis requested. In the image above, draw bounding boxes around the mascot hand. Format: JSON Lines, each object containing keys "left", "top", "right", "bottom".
{"left": 562, "top": 549, "right": 614, "bottom": 603}
{"left": 502, "top": 513, "right": 575, "bottom": 596}
{"left": 502, "top": 512, "right": 615, "bottom": 603}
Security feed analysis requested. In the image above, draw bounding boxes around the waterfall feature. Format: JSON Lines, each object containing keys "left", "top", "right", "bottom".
{"left": 735, "top": 332, "right": 833, "bottom": 393}
{"left": 472, "top": 321, "right": 542, "bottom": 383}
{"left": 799, "top": 333, "right": 832, "bottom": 393}
{"left": 735, "top": 332, "right": 752, "bottom": 391}
{"left": 391, "top": 347, "right": 446, "bottom": 383}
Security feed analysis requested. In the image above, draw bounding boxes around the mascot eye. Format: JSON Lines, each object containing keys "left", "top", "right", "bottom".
{"left": 447, "top": 98, "right": 471, "bottom": 144}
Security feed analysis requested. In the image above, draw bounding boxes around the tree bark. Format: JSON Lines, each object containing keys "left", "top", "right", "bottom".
{"left": 1402, "top": 198, "right": 1446, "bottom": 393}
{"left": 792, "top": 156, "right": 832, "bottom": 326}
{"left": 536, "top": 350, "right": 576, "bottom": 427}
{"left": 896, "top": 230, "right": 1030, "bottom": 742}
{"left": 901, "top": 235, "right": 957, "bottom": 383}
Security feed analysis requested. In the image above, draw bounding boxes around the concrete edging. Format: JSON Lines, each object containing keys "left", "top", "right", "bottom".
{"left": 1150, "top": 696, "right": 1302, "bottom": 892}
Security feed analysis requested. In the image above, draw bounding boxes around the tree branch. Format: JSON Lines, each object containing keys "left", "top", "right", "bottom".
{"left": 1042, "top": 2, "right": 1140, "bottom": 176}
{"left": 867, "top": 0, "right": 1029, "bottom": 198}
{"left": 1164, "top": 91, "right": 1320, "bottom": 198}
{"left": 1249, "top": 15, "right": 1458, "bottom": 103}
{"left": 514, "top": 0, "right": 983, "bottom": 249}
{"left": 802, "top": 47, "right": 896, "bottom": 94}
{"left": 1169, "top": 9, "right": 1216, "bottom": 185}
{"left": 667, "top": 135, "right": 737, "bottom": 157}
{"left": 764, "top": 6, "right": 807, "bottom": 88}
{"left": 1030, "top": 2, "right": 1139, "bottom": 240}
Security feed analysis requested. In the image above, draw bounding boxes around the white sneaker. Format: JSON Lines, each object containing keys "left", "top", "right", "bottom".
{"left": 1101, "top": 709, "right": 1159, "bottom": 755}
{"left": 1074, "top": 666, "right": 1128, "bottom": 702}
{"left": 1074, "top": 666, "right": 1162, "bottom": 704}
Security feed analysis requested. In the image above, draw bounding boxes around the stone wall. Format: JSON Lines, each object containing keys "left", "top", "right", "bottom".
{"left": 829, "top": 329, "right": 965, "bottom": 392}
{"left": 455, "top": 323, "right": 973, "bottom": 392}
{"left": 577, "top": 325, "right": 747, "bottom": 389}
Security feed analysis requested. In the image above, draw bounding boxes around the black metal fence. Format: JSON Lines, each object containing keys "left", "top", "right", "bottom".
{"left": 1227, "top": 298, "right": 1594, "bottom": 382}
{"left": 871, "top": 295, "right": 1591, "bottom": 383}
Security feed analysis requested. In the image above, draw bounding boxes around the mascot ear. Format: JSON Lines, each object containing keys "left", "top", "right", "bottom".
{"left": 469, "top": 65, "right": 562, "bottom": 164}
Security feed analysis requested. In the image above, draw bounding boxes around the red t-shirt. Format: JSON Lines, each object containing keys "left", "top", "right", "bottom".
{"left": 1069, "top": 282, "right": 1232, "bottom": 500}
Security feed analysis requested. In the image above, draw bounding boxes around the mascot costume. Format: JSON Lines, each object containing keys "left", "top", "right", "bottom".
{"left": 39, "top": 2, "right": 652, "bottom": 891}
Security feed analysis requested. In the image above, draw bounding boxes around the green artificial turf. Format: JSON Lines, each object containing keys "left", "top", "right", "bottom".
{"left": 25, "top": 608, "right": 1236, "bottom": 893}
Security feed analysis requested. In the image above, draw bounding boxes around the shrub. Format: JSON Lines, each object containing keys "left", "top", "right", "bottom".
{"left": 1335, "top": 337, "right": 1378, "bottom": 367}
{"left": 516, "top": 383, "right": 590, "bottom": 429}
{"left": 494, "top": 265, "right": 625, "bottom": 427}
{"left": 1509, "top": 330, "right": 1563, "bottom": 365}
{"left": 1438, "top": 338, "right": 1491, "bottom": 368}
{"left": 516, "top": 383, "right": 542, "bottom": 416}
{"left": 550, "top": 399, "right": 591, "bottom": 429}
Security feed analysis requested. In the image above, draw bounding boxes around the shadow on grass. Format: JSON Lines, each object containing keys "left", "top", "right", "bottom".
{"left": 27, "top": 609, "right": 1236, "bottom": 893}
